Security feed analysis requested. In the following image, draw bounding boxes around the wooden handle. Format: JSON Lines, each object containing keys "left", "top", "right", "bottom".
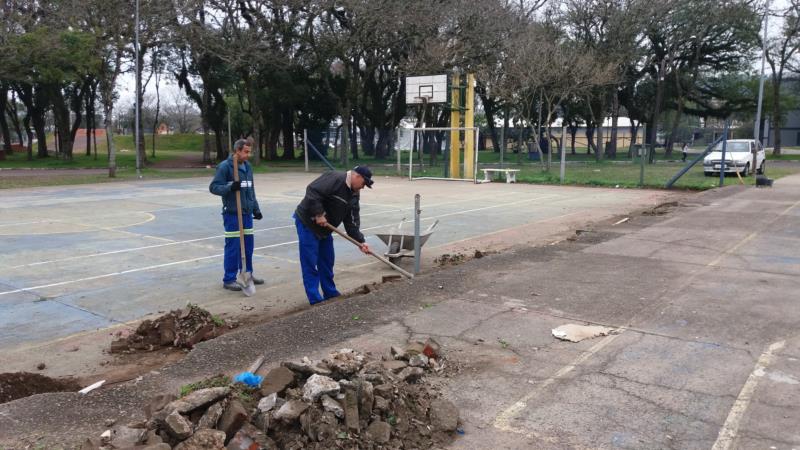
{"left": 233, "top": 156, "right": 247, "bottom": 271}
{"left": 324, "top": 223, "right": 414, "bottom": 278}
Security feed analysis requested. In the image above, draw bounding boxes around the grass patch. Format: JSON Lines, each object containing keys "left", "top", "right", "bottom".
{"left": 0, "top": 148, "right": 196, "bottom": 169}
{"left": 210, "top": 315, "right": 225, "bottom": 327}
{"left": 179, "top": 374, "right": 230, "bottom": 397}
{"left": 107, "top": 134, "right": 206, "bottom": 153}
{"left": 4, "top": 147, "right": 799, "bottom": 191}
{"left": 0, "top": 167, "right": 213, "bottom": 189}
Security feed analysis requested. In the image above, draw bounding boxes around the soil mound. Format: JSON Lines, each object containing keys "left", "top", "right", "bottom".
{"left": 110, "top": 304, "right": 229, "bottom": 353}
{"left": 0, "top": 372, "right": 81, "bottom": 404}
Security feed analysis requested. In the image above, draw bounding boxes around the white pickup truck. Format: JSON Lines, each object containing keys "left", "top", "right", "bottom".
{"left": 703, "top": 139, "right": 766, "bottom": 177}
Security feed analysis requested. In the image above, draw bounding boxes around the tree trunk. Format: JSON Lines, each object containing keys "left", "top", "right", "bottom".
{"left": 244, "top": 76, "right": 262, "bottom": 165}
{"left": 136, "top": 46, "right": 148, "bottom": 166}
{"left": 628, "top": 121, "right": 639, "bottom": 157}
{"left": 608, "top": 92, "right": 620, "bottom": 159}
{"left": 267, "top": 126, "right": 280, "bottom": 160}
{"left": 649, "top": 62, "right": 667, "bottom": 163}
{"left": 17, "top": 84, "right": 49, "bottom": 158}
{"left": 32, "top": 112, "right": 48, "bottom": 158}
{"left": 375, "top": 128, "right": 391, "bottom": 159}
{"left": 281, "top": 109, "right": 295, "bottom": 160}
{"left": 152, "top": 73, "right": 161, "bottom": 159}
{"left": 361, "top": 126, "right": 376, "bottom": 156}
{"left": 85, "top": 82, "right": 94, "bottom": 157}
{"left": 23, "top": 113, "right": 33, "bottom": 161}
{"left": 0, "top": 83, "right": 10, "bottom": 158}
{"left": 569, "top": 124, "right": 577, "bottom": 154}
{"left": 201, "top": 89, "right": 212, "bottom": 164}
{"left": 596, "top": 121, "right": 604, "bottom": 163}
{"left": 9, "top": 95, "right": 25, "bottom": 146}
{"left": 341, "top": 105, "right": 351, "bottom": 167}
{"left": 214, "top": 124, "right": 225, "bottom": 161}
{"left": 586, "top": 126, "right": 595, "bottom": 155}
{"left": 52, "top": 88, "right": 75, "bottom": 160}
{"left": 350, "top": 115, "right": 359, "bottom": 160}
{"left": 771, "top": 79, "right": 782, "bottom": 156}
{"left": 105, "top": 101, "right": 117, "bottom": 177}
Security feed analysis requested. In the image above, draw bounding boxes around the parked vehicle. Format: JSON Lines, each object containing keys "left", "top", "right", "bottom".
{"left": 703, "top": 139, "right": 766, "bottom": 177}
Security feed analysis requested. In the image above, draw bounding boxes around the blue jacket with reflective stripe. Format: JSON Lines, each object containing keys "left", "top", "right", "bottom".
{"left": 209, "top": 155, "right": 261, "bottom": 215}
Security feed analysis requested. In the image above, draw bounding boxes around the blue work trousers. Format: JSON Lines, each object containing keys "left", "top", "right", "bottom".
{"left": 294, "top": 213, "right": 340, "bottom": 304}
{"left": 223, "top": 213, "right": 254, "bottom": 284}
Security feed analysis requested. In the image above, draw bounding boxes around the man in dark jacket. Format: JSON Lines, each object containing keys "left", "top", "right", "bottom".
{"left": 294, "top": 166, "right": 373, "bottom": 304}
{"left": 209, "top": 139, "right": 264, "bottom": 291}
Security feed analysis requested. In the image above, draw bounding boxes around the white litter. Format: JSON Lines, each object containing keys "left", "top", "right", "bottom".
{"left": 552, "top": 324, "right": 616, "bottom": 342}
{"left": 613, "top": 217, "right": 630, "bottom": 225}
{"left": 78, "top": 379, "right": 106, "bottom": 394}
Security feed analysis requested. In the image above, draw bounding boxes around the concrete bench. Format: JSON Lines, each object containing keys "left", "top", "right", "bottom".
{"left": 480, "top": 168, "right": 520, "bottom": 184}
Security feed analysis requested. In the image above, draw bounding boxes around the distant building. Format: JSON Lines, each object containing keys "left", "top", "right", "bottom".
{"left": 762, "top": 111, "right": 800, "bottom": 147}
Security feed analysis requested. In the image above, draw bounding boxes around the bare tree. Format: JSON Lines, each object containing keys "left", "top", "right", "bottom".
{"left": 769, "top": 1, "right": 800, "bottom": 156}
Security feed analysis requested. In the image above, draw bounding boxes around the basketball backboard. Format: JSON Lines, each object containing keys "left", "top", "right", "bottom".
{"left": 405, "top": 75, "right": 447, "bottom": 104}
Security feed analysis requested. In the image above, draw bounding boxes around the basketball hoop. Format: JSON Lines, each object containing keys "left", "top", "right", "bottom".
{"left": 405, "top": 75, "right": 446, "bottom": 104}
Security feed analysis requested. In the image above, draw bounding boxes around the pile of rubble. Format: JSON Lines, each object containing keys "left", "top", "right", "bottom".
{"left": 90, "top": 339, "right": 459, "bottom": 449}
{"left": 110, "top": 305, "right": 230, "bottom": 354}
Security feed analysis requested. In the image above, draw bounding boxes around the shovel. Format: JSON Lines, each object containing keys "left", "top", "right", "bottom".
{"left": 233, "top": 155, "right": 256, "bottom": 297}
{"left": 324, "top": 223, "right": 414, "bottom": 279}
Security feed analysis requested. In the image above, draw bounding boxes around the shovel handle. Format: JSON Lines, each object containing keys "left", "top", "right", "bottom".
{"left": 232, "top": 156, "right": 252, "bottom": 293}
{"left": 324, "top": 223, "right": 414, "bottom": 279}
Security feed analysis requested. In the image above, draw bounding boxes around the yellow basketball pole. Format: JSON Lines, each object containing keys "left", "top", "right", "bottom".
{"left": 463, "top": 73, "right": 476, "bottom": 180}
{"left": 449, "top": 74, "right": 461, "bottom": 179}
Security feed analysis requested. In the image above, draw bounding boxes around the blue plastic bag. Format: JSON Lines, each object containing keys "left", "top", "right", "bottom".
{"left": 233, "top": 372, "right": 263, "bottom": 387}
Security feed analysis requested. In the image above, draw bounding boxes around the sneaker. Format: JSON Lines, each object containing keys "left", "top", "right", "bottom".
{"left": 251, "top": 276, "right": 265, "bottom": 285}
{"left": 223, "top": 282, "right": 242, "bottom": 291}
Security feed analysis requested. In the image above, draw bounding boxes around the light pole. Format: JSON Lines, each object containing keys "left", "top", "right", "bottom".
{"left": 753, "top": 0, "right": 770, "bottom": 175}
{"left": 134, "top": 0, "right": 142, "bottom": 179}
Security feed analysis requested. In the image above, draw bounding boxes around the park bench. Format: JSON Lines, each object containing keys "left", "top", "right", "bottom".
{"left": 480, "top": 168, "right": 520, "bottom": 184}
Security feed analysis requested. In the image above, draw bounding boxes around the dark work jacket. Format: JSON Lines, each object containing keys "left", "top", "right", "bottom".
{"left": 295, "top": 171, "right": 365, "bottom": 242}
{"left": 209, "top": 155, "right": 261, "bottom": 215}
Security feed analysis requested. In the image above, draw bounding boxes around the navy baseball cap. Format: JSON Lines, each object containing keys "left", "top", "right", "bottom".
{"left": 353, "top": 166, "right": 374, "bottom": 188}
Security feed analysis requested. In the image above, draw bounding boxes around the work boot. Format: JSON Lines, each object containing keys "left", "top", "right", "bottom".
{"left": 223, "top": 281, "right": 242, "bottom": 291}
{"left": 251, "top": 276, "right": 265, "bottom": 285}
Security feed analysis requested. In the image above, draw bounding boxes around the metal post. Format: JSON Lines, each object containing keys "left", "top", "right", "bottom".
{"left": 409, "top": 145, "right": 413, "bottom": 180}
{"left": 134, "top": 0, "right": 142, "bottom": 179}
{"left": 720, "top": 122, "right": 729, "bottom": 186}
{"left": 414, "top": 194, "right": 421, "bottom": 275}
{"left": 639, "top": 123, "right": 647, "bottom": 187}
{"left": 304, "top": 129, "right": 309, "bottom": 172}
{"left": 473, "top": 128, "right": 479, "bottom": 183}
{"left": 560, "top": 124, "right": 566, "bottom": 183}
{"left": 396, "top": 138, "right": 401, "bottom": 176}
{"left": 753, "top": 0, "right": 770, "bottom": 179}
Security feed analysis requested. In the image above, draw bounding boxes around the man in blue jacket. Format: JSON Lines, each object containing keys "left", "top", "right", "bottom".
{"left": 209, "top": 139, "right": 264, "bottom": 291}
{"left": 293, "top": 166, "right": 372, "bottom": 304}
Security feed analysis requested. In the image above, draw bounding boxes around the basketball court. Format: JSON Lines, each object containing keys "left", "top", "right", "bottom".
{"left": 0, "top": 172, "right": 672, "bottom": 356}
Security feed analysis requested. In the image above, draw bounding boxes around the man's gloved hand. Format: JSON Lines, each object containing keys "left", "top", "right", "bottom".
{"left": 230, "top": 181, "right": 241, "bottom": 192}
{"left": 253, "top": 211, "right": 263, "bottom": 220}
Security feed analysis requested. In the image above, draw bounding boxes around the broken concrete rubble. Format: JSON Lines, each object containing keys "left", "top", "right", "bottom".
{"left": 259, "top": 366, "right": 295, "bottom": 397}
{"left": 164, "top": 410, "right": 193, "bottom": 440}
{"left": 321, "top": 394, "right": 344, "bottom": 418}
{"left": 109, "top": 343, "right": 459, "bottom": 449}
{"left": 302, "top": 374, "right": 340, "bottom": 402}
{"left": 274, "top": 399, "right": 309, "bottom": 423}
